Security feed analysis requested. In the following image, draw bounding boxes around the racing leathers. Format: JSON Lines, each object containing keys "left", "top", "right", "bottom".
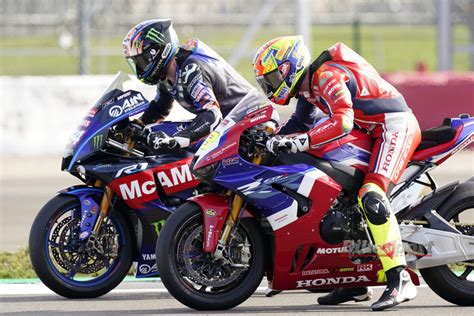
{"left": 278, "top": 42, "right": 421, "bottom": 273}
{"left": 143, "top": 38, "right": 268, "bottom": 149}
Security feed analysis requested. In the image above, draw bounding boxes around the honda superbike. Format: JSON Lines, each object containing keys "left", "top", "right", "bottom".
{"left": 156, "top": 89, "right": 474, "bottom": 310}
{"left": 29, "top": 72, "right": 208, "bottom": 298}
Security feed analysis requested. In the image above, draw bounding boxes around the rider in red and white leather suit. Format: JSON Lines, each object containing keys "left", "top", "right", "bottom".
{"left": 253, "top": 37, "right": 421, "bottom": 311}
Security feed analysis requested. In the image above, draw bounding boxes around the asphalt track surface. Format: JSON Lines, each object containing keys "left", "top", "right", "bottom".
{"left": 1, "top": 278, "right": 474, "bottom": 315}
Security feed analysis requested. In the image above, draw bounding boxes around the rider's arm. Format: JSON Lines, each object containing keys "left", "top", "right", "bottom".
{"left": 277, "top": 96, "right": 324, "bottom": 135}
{"left": 174, "top": 61, "right": 222, "bottom": 146}
{"left": 140, "top": 84, "right": 174, "bottom": 124}
{"left": 306, "top": 66, "right": 354, "bottom": 147}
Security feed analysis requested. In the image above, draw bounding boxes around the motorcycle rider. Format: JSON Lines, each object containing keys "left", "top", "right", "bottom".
{"left": 123, "top": 19, "right": 268, "bottom": 150}
{"left": 253, "top": 36, "right": 421, "bottom": 311}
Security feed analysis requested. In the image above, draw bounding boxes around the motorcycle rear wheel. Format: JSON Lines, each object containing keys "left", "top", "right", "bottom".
{"left": 156, "top": 202, "right": 265, "bottom": 310}
{"left": 29, "top": 195, "right": 132, "bottom": 298}
{"left": 419, "top": 182, "right": 474, "bottom": 306}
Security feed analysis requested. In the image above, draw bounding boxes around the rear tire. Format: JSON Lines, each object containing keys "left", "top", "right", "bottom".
{"left": 156, "top": 202, "right": 265, "bottom": 310}
{"left": 419, "top": 182, "right": 474, "bottom": 306}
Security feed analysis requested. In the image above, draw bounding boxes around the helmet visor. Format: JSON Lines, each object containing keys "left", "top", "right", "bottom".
{"left": 126, "top": 47, "right": 163, "bottom": 79}
{"left": 256, "top": 69, "right": 284, "bottom": 97}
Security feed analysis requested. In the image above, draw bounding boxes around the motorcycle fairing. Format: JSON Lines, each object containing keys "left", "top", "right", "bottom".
{"left": 106, "top": 155, "right": 199, "bottom": 209}
{"left": 64, "top": 72, "right": 150, "bottom": 171}
{"left": 219, "top": 159, "right": 330, "bottom": 230}
{"left": 412, "top": 117, "right": 474, "bottom": 164}
{"left": 194, "top": 103, "right": 276, "bottom": 170}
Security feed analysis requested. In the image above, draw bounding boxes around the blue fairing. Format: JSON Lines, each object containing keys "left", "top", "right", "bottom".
{"left": 214, "top": 156, "right": 316, "bottom": 217}
{"left": 65, "top": 90, "right": 149, "bottom": 171}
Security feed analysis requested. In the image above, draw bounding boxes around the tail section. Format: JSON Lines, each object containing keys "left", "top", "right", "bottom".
{"left": 411, "top": 114, "right": 474, "bottom": 165}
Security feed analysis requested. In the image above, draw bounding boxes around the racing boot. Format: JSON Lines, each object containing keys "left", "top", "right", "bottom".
{"left": 359, "top": 183, "right": 417, "bottom": 311}
{"left": 317, "top": 287, "right": 373, "bottom": 305}
{"left": 371, "top": 266, "right": 417, "bottom": 311}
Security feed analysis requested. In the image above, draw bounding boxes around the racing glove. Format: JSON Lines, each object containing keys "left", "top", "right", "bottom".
{"left": 146, "top": 130, "right": 190, "bottom": 150}
{"left": 266, "top": 133, "right": 310, "bottom": 154}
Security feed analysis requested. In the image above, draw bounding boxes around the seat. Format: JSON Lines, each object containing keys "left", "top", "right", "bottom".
{"left": 416, "top": 119, "right": 458, "bottom": 151}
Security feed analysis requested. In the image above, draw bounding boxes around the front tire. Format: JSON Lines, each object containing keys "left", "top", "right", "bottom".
{"left": 419, "top": 182, "right": 474, "bottom": 306}
{"left": 156, "top": 202, "right": 265, "bottom": 310}
{"left": 29, "top": 195, "right": 133, "bottom": 298}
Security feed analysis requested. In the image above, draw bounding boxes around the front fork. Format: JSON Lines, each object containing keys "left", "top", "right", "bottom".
{"left": 92, "top": 180, "right": 114, "bottom": 234}
{"left": 213, "top": 155, "right": 263, "bottom": 260}
{"left": 84, "top": 180, "right": 115, "bottom": 253}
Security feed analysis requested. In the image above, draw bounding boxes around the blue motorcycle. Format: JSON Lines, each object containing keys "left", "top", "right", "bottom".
{"left": 29, "top": 72, "right": 208, "bottom": 298}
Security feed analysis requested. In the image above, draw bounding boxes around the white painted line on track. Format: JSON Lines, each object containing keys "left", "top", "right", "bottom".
{"left": 0, "top": 283, "right": 429, "bottom": 296}
{"left": 0, "top": 284, "right": 268, "bottom": 296}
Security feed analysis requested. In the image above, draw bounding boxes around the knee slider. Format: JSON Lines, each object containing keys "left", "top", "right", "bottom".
{"left": 361, "top": 191, "right": 390, "bottom": 225}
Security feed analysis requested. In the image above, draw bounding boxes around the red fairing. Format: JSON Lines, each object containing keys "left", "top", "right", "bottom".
{"left": 193, "top": 106, "right": 274, "bottom": 170}
{"left": 188, "top": 193, "right": 230, "bottom": 253}
{"left": 109, "top": 157, "right": 199, "bottom": 209}
{"left": 266, "top": 172, "right": 420, "bottom": 290}
{"left": 411, "top": 126, "right": 463, "bottom": 163}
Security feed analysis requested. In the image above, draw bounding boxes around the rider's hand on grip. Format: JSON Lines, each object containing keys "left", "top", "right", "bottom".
{"left": 147, "top": 130, "right": 180, "bottom": 151}
{"left": 266, "top": 134, "right": 310, "bottom": 154}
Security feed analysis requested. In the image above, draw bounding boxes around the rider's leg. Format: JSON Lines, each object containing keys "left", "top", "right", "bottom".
{"left": 317, "top": 112, "right": 420, "bottom": 308}
{"left": 362, "top": 112, "right": 421, "bottom": 311}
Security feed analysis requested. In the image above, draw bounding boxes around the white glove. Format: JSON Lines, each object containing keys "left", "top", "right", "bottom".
{"left": 147, "top": 131, "right": 181, "bottom": 150}
{"left": 266, "top": 133, "right": 310, "bottom": 154}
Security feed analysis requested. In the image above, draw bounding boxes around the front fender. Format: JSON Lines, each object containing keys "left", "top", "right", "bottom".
{"left": 59, "top": 185, "right": 103, "bottom": 240}
{"left": 189, "top": 193, "right": 230, "bottom": 253}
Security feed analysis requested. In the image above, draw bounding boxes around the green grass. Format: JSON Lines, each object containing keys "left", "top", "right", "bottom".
{"left": 0, "top": 24, "right": 471, "bottom": 79}
{"left": 0, "top": 248, "right": 136, "bottom": 280}
{"left": 0, "top": 248, "right": 36, "bottom": 279}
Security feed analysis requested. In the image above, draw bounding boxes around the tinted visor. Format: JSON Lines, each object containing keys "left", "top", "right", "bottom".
{"left": 126, "top": 46, "right": 164, "bottom": 79}
{"left": 256, "top": 69, "right": 284, "bottom": 97}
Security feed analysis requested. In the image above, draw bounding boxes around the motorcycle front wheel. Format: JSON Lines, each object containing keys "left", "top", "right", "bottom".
{"left": 156, "top": 202, "right": 265, "bottom": 310}
{"left": 29, "top": 195, "right": 132, "bottom": 298}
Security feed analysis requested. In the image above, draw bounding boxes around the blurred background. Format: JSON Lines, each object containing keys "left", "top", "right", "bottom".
{"left": 0, "top": 0, "right": 473, "bottom": 251}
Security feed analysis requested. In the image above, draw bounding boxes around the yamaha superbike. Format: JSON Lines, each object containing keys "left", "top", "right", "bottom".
{"left": 29, "top": 72, "right": 209, "bottom": 298}
{"left": 156, "top": 89, "right": 474, "bottom": 310}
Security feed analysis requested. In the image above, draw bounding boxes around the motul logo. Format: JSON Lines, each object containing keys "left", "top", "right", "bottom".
{"left": 119, "top": 165, "right": 196, "bottom": 200}
{"left": 296, "top": 275, "right": 370, "bottom": 288}
{"left": 316, "top": 246, "right": 349, "bottom": 254}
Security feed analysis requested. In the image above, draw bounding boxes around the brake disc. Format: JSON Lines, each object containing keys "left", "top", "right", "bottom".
{"left": 179, "top": 224, "right": 247, "bottom": 288}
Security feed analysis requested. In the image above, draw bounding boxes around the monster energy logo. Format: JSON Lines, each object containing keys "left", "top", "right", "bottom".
{"left": 91, "top": 134, "right": 103, "bottom": 149}
{"left": 151, "top": 219, "right": 166, "bottom": 237}
{"left": 145, "top": 28, "right": 165, "bottom": 45}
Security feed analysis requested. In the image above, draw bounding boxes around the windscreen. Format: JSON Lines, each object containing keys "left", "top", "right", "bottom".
{"left": 219, "top": 88, "right": 271, "bottom": 126}
{"left": 63, "top": 72, "right": 149, "bottom": 170}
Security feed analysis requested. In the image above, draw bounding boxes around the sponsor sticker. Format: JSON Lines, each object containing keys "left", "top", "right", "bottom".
{"left": 296, "top": 275, "right": 370, "bottom": 288}
{"left": 316, "top": 246, "right": 349, "bottom": 254}
{"left": 338, "top": 267, "right": 355, "bottom": 272}
{"left": 222, "top": 156, "right": 239, "bottom": 166}
{"left": 278, "top": 61, "right": 291, "bottom": 79}
{"left": 200, "top": 131, "right": 220, "bottom": 151}
{"left": 357, "top": 263, "right": 373, "bottom": 272}
{"left": 301, "top": 269, "right": 330, "bottom": 276}
{"left": 205, "top": 209, "right": 217, "bottom": 217}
